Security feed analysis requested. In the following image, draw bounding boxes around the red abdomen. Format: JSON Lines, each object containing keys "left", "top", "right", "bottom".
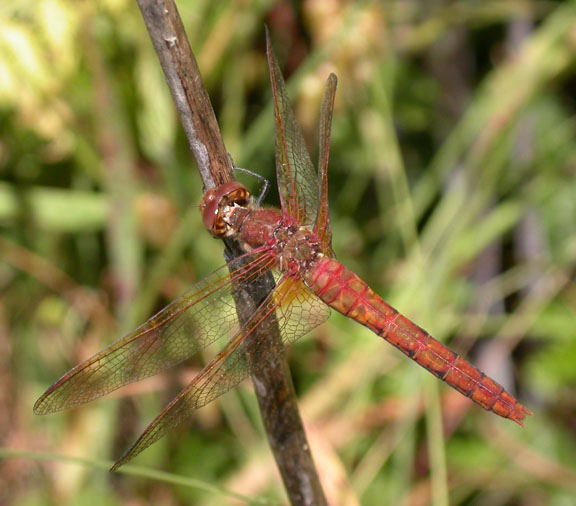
{"left": 305, "top": 257, "right": 531, "bottom": 425}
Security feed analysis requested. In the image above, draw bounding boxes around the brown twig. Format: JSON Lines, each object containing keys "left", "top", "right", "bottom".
{"left": 135, "top": 1, "right": 327, "bottom": 504}
{"left": 135, "top": 0, "right": 230, "bottom": 189}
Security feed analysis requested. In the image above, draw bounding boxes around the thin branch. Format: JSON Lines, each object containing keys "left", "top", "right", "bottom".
{"left": 135, "top": 1, "right": 327, "bottom": 504}
{"left": 136, "top": 0, "right": 231, "bottom": 189}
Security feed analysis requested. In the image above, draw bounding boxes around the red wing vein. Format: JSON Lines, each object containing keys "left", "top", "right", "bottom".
{"left": 315, "top": 73, "right": 337, "bottom": 251}
{"left": 34, "top": 250, "right": 276, "bottom": 414}
{"left": 266, "top": 29, "right": 319, "bottom": 226}
{"left": 111, "top": 277, "right": 331, "bottom": 470}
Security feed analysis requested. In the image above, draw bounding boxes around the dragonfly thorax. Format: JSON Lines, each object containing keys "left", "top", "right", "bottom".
{"left": 274, "top": 225, "right": 323, "bottom": 276}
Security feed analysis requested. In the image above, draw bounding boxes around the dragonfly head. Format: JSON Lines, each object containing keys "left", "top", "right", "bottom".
{"left": 200, "top": 182, "right": 252, "bottom": 238}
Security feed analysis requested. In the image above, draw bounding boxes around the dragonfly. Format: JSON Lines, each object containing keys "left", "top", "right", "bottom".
{"left": 35, "top": 34, "right": 531, "bottom": 471}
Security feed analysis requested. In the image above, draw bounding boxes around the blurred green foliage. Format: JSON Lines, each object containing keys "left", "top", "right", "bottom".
{"left": 1, "top": 1, "right": 575, "bottom": 505}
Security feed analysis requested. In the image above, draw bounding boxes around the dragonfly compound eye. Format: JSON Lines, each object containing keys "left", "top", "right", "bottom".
{"left": 225, "top": 187, "right": 251, "bottom": 207}
{"left": 201, "top": 191, "right": 221, "bottom": 235}
{"left": 201, "top": 183, "right": 253, "bottom": 238}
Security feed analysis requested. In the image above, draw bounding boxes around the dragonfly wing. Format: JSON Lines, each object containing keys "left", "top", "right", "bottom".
{"left": 266, "top": 29, "right": 319, "bottom": 226}
{"left": 111, "top": 277, "right": 330, "bottom": 470}
{"left": 34, "top": 251, "right": 276, "bottom": 414}
{"left": 314, "top": 73, "right": 337, "bottom": 253}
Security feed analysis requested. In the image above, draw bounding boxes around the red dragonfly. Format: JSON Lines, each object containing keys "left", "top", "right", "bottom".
{"left": 35, "top": 35, "right": 531, "bottom": 471}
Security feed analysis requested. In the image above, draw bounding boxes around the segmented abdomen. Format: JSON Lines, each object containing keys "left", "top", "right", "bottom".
{"left": 305, "top": 257, "right": 531, "bottom": 425}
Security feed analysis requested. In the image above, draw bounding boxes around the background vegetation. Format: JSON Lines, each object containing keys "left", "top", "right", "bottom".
{"left": 1, "top": 1, "right": 575, "bottom": 504}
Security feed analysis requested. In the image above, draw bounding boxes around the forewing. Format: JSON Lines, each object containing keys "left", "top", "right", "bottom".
{"left": 34, "top": 252, "right": 276, "bottom": 415}
{"left": 111, "top": 277, "right": 330, "bottom": 470}
{"left": 314, "top": 73, "right": 337, "bottom": 253}
{"left": 266, "top": 29, "right": 319, "bottom": 226}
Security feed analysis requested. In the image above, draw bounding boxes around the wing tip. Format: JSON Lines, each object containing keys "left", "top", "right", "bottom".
{"left": 109, "top": 460, "right": 124, "bottom": 473}
{"left": 110, "top": 439, "right": 141, "bottom": 472}
{"left": 265, "top": 25, "right": 272, "bottom": 56}
{"left": 33, "top": 398, "right": 46, "bottom": 415}
{"left": 33, "top": 392, "right": 56, "bottom": 415}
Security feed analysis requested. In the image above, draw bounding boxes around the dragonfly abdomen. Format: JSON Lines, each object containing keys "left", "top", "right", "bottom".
{"left": 306, "top": 257, "right": 531, "bottom": 426}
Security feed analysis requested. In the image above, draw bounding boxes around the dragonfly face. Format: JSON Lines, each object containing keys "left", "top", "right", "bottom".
{"left": 200, "top": 181, "right": 252, "bottom": 238}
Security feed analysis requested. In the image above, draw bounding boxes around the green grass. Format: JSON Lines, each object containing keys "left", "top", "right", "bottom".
{"left": 1, "top": 1, "right": 575, "bottom": 505}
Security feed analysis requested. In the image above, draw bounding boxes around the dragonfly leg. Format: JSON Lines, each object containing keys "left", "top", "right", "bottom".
{"left": 227, "top": 154, "right": 270, "bottom": 205}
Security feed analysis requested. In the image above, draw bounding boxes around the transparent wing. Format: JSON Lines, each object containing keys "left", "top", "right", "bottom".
{"left": 111, "top": 277, "right": 330, "bottom": 470}
{"left": 34, "top": 251, "right": 276, "bottom": 415}
{"left": 266, "top": 29, "right": 319, "bottom": 226}
{"left": 314, "top": 73, "right": 337, "bottom": 253}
